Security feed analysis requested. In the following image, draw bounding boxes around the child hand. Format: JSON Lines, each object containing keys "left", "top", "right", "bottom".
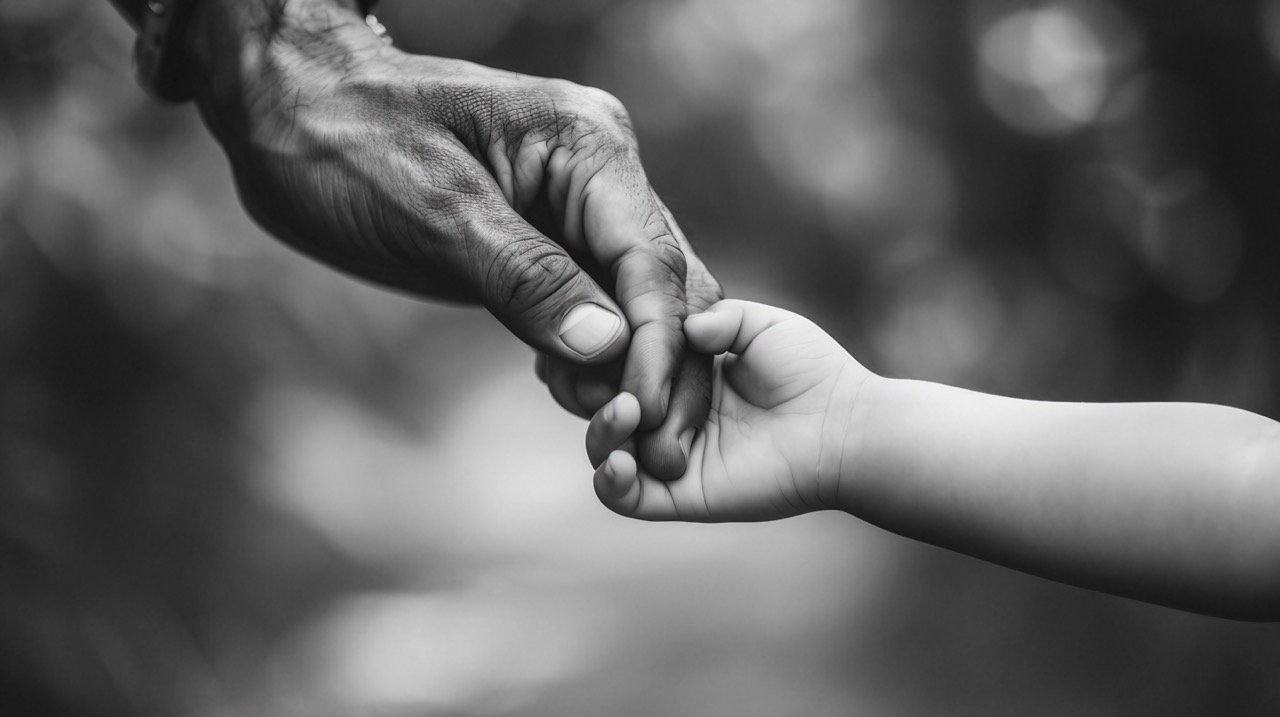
{"left": 586, "top": 300, "right": 872, "bottom": 522}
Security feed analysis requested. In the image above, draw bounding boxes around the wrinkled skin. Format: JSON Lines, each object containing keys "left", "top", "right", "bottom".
{"left": 186, "top": 0, "right": 721, "bottom": 477}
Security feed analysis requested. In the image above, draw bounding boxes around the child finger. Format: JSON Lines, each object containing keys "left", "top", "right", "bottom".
{"left": 595, "top": 451, "right": 686, "bottom": 521}
{"left": 684, "top": 302, "right": 743, "bottom": 355}
{"left": 594, "top": 449, "right": 641, "bottom": 512}
{"left": 686, "top": 300, "right": 800, "bottom": 356}
{"left": 587, "top": 392, "right": 642, "bottom": 467}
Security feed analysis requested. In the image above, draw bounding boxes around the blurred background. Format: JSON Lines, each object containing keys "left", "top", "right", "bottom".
{"left": 5, "top": 0, "right": 1280, "bottom": 714}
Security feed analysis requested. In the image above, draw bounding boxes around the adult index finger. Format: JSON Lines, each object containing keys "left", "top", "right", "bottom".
{"left": 574, "top": 157, "right": 689, "bottom": 432}
{"left": 635, "top": 244, "right": 722, "bottom": 480}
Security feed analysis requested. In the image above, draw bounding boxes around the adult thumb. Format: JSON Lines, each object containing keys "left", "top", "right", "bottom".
{"left": 469, "top": 200, "right": 630, "bottom": 366}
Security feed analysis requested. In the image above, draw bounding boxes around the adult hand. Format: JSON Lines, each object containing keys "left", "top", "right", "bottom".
{"left": 181, "top": 0, "right": 720, "bottom": 476}
{"left": 537, "top": 228, "right": 722, "bottom": 479}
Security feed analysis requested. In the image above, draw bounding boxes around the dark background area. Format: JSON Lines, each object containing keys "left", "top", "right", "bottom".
{"left": 5, "top": 0, "right": 1280, "bottom": 714}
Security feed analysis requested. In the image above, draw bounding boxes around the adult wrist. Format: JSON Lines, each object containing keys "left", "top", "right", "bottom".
{"left": 181, "top": 0, "right": 394, "bottom": 137}
{"left": 179, "top": 0, "right": 382, "bottom": 106}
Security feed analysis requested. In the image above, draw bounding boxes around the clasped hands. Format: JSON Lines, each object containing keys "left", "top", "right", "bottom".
{"left": 151, "top": 0, "right": 1280, "bottom": 620}
{"left": 188, "top": 1, "right": 872, "bottom": 515}
{"left": 187, "top": 0, "right": 725, "bottom": 479}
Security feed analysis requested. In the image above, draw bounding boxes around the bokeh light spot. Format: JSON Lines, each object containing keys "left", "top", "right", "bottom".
{"left": 872, "top": 258, "right": 1007, "bottom": 382}
{"left": 977, "top": 3, "right": 1116, "bottom": 135}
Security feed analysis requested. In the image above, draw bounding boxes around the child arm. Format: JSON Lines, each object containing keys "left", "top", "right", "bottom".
{"left": 585, "top": 299, "right": 1280, "bottom": 619}
{"left": 847, "top": 378, "right": 1280, "bottom": 620}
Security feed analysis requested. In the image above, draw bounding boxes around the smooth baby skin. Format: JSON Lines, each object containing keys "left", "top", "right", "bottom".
{"left": 588, "top": 299, "right": 1280, "bottom": 620}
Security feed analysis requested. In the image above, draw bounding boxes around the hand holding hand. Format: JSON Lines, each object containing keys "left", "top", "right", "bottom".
{"left": 183, "top": 0, "right": 720, "bottom": 475}
{"left": 587, "top": 300, "right": 873, "bottom": 522}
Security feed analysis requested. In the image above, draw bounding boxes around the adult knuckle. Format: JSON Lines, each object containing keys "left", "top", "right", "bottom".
{"left": 539, "top": 81, "right": 634, "bottom": 148}
{"left": 617, "top": 234, "right": 689, "bottom": 311}
{"left": 487, "top": 239, "right": 577, "bottom": 315}
{"left": 593, "top": 94, "right": 636, "bottom": 144}
{"left": 584, "top": 85, "right": 629, "bottom": 119}
{"left": 651, "top": 234, "right": 688, "bottom": 284}
{"left": 420, "top": 71, "right": 542, "bottom": 146}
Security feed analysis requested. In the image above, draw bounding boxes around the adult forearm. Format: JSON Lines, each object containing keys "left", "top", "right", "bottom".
{"left": 107, "top": 0, "right": 361, "bottom": 38}
{"left": 845, "top": 377, "right": 1280, "bottom": 619}
{"left": 105, "top": 0, "right": 287, "bottom": 58}
{"left": 107, "top": 0, "right": 718, "bottom": 477}
{"left": 190, "top": 0, "right": 375, "bottom": 105}
{"left": 106, "top": 0, "right": 371, "bottom": 109}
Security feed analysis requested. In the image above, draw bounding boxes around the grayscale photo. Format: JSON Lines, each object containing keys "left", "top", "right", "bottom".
{"left": 5, "top": 0, "right": 1280, "bottom": 715}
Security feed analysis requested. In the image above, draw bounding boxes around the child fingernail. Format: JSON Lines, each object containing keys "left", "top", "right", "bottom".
{"left": 559, "top": 304, "right": 623, "bottom": 358}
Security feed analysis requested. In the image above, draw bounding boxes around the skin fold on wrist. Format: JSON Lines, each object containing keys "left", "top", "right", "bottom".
{"left": 829, "top": 371, "right": 886, "bottom": 515}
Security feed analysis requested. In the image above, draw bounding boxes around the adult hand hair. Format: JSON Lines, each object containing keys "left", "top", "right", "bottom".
{"left": 176, "top": 0, "right": 720, "bottom": 477}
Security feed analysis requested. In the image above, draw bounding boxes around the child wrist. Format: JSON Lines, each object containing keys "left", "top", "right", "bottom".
{"left": 820, "top": 366, "right": 882, "bottom": 514}
{"left": 824, "top": 368, "right": 885, "bottom": 514}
